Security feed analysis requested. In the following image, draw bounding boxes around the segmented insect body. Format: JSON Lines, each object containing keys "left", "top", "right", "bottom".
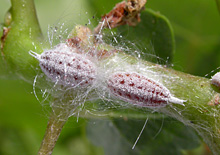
{"left": 107, "top": 72, "right": 185, "bottom": 107}
{"left": 29, "top": 43, "right": 96, "bottom": 87}
{"left": 211, "top": 72, "right": 220, "bottom": 88}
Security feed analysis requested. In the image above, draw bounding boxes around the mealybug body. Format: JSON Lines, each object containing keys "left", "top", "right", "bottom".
{"left": 107, "top": 72, "right": 185, "bottom": 107}
{"left": 29, "top": 43, "right": 96, "bottom": 87}
{"left": 211, "top": 72, "right": 220, "bottom": 88}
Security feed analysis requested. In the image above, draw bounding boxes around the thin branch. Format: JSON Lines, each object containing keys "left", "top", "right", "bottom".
{"left": 80, "top": 53, "right": 220, "bottom": 154}
{"left": 38, "top": 114, "right": 67, "bottom": 155}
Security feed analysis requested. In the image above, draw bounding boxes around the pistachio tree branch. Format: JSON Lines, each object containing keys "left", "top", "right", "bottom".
{"left": 1, "top": 0, "right": 43, "bottom": 82}
{"left": 1, "top": 1, "right": 220, "bottom": 154}
{"left": 10, "top": 0, "right": 42, "bottom": 33}
{"left": 78, "top": 53, "right": 220, "bottom": 154}
{"left": 38, "top": 114, "right": 66, "bottom": 155}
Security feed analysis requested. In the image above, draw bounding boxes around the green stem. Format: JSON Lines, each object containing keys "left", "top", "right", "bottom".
{"left": 135, "top": 56, "right": 220, "bottom": 154}
{"left": 82, "top": 53, "right": 220, "bottom": 154}
{"left": 10, "top": 0, "right": 42, "bottom": 34}
{"left": 1, "top": 0, "right": 43, "bottom": 82}
{"left": 3, "top": 0, "right": 219, "bottom": 154}
{"left": 38, "top": 114, "right": 67, "bottom": 155}
{"left": 38, "top": 94, "right": 81, "bottom": 155}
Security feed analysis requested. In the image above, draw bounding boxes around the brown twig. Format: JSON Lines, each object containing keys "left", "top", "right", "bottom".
{"left": 94, "top": 0, "right": 147, "bottom": 39}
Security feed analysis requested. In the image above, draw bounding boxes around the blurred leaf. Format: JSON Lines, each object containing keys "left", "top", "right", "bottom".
{"left": 87, "top": 118, "right": 201, "bottom": 155}
{"left": 88, "top": 0, "right": 121, "bottom": 17}
{"left": 53, "top": 118, "right": 103, "bottom": 155}
{"left": 117, "top": 9, "right": 175, "bottom": 64}
{"left": 0, "top": 79, "right": 46, "bottom": 129}
{"left": 147, "top": 0, "right": 220, "bottom": 76}
{"left": 87, "top": 1, "right": 174, "bottom": 64}
{"left": 0, "top": 79, "right": 102, "bottom": 155}
{"left": 0, "top": 0, "right": 10, "bottom": 22}
{"left": 87, "top": 119, "right": 139, "bottom": 155}
{"left": 0, "top": 127, "right": 39, "bottom": 155}
{"left": 215, "top": 0, "right": 220, "bottom": 15}
{"left": 35, "top": 0, "right": 97, "bottom": 35}
{"left": 113, "top": 118, "right": 201, "bottom": 154}
{"left": 89, "top": 0, "right": 220, "bottom": 75}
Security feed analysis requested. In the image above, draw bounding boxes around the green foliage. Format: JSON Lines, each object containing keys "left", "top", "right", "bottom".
{"left": 0, "top": 0, "right": 219, "bottom": 154}
{"left": 117, "top": 9, "right": 174, "bottom": 64}
{"left": 89, "top": 0, "right": 175, "bottom": 64}
{"left": 148, "top": 0, "right": 220, "bottom": 77}
{"left": 216, "top": 0, "right": 220, "bottom": 15}
{"left": 87, "top": 118, "right": 201, "bottom": 155}
{"left": 0, "top": 79, "right": 102, "bottom": 155}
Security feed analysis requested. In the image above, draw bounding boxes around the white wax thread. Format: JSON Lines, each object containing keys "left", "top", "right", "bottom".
{"left": 132, "top": 118, "right": 148, "bottom": 149}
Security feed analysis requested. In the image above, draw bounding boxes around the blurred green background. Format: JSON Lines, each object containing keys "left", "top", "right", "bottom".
{"left": 0, "top": 0, "right": 219, "bottom": 154}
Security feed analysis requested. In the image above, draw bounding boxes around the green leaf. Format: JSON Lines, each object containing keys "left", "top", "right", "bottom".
{"left": 87, "top": 118, "right": 201, "bottom": 155}
{"left": 0, "top": 127, "right": 39, "bottom": 155}
{"left": 87, "top": 0, "right": 121, "bottom": 18}
{"left": 147, "top": 0, "right": 220, "bottom": 76}
{"left": 216, "top": 0, "right": 220, "bottom": 15}
{"left": 87, "top": 1, "right": 174, "bottom": 64}
{"left": 87, "top": 119, "right": 139, "bottom": 155}
{"left": 117, "top": 9, "right": 175, "bottom": 64}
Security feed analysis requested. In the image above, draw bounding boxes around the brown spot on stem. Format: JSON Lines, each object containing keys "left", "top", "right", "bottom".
{"left": 1, "top": 27, "right": 11, "bottom": 57}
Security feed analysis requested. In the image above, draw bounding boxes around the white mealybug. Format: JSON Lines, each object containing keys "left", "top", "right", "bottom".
{"left": 29, "top": 43, "right": 97, "bottom": 87}
{"left": 211, "top": 72, "right": 220, "bottom": 88}
{"left": 107, "top": 72, "right": 186, "bottom": 107}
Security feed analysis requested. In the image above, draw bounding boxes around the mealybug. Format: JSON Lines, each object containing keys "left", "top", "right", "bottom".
{"left": 107, "top": 72, "right": 186, "bottom": 107}
{"left": 29, "top": 43, "right": 96, "bottom": 87}
{"left": 211, "top": 72, "right": 220, "bottom": 88}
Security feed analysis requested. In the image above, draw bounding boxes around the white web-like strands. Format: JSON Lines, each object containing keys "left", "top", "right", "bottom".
{"left": 29, "top": 10, "right": 220, "bottom": 149}
{"left": 132, "top": 118, "right": 148, "bottom": 149}
{"left": 31, "top": 14, "right": 188, "bottom": 119}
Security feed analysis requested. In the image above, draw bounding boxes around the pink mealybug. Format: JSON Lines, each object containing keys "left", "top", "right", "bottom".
{"left": 29, "top": 43, "right": 96, "bottom": 87}
{"left": 107, "top": 72, "right": 186, "bottom": 107}
{"left": 211, "top": 72, "right": 220, "bottom": 88}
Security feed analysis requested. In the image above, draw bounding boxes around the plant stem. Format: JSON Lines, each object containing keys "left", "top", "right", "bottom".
{"left": 82, "top": 53, "right": 220, "bottom": 154}
{"left": 38, "top": 93, "right": 81, "bottom": 155}
{"left": 10, "top": 0, "right": 42, "bottom": 34}
{"left": 2, "top": 0, "right": 43, "bottom": 82}
{"left": 38, "top": 114, "right": 67, "bottom": 155}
